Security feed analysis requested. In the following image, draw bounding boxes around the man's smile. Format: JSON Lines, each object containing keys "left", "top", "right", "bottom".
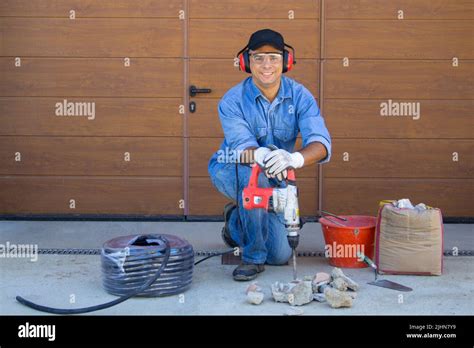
{"left": 258, "top": 70, "right": 277, "bottom": 83}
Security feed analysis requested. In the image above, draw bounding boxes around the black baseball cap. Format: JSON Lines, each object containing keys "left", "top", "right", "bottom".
{"left": 247, "top": 29, "right": 285, "bottom": 52}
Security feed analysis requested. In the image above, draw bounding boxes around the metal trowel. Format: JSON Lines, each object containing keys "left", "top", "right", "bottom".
{"left": 357, "top": 252, "right": 413, "bottom": 292}
{"left": 367, "top": 279, "right": 412, "bottom": 292}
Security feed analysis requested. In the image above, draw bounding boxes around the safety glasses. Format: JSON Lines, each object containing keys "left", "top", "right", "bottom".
{"left": 250, "top": 53, "right": 283, "bottom": 65}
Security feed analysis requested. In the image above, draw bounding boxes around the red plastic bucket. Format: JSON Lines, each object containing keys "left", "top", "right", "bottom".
{"left": 319, "top": 215, "right": 377, "bottom": 268}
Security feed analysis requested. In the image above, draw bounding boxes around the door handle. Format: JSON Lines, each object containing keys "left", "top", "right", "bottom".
{"left": 189, "top": 85, "right": 212, "bottom": 97}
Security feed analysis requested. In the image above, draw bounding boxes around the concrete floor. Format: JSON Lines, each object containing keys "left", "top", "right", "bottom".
{"left": 0, "top": 221, "right": 473, "bottom": 315}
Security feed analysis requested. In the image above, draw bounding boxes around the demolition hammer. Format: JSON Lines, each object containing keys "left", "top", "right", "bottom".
{"left": 242, "top": 164, "right": 301, "bottom": 280}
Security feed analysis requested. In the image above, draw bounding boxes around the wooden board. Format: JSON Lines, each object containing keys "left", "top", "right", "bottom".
{"left": 325, "top": 20, "right": 474, "bottom": 59}
{"left": 188, "top": 99, "right": 224, "bottom": 137}
{"left": 1, "top": 18, "right": 183, "bottom": 57}
{"left": 323, "top": 178, "right": 474, "bottom": 217}
{"left": 0, "top": 176, "right": 183, "bottom": 214}
{"left": 1, "top": 58, "right": 183, "bottom": 97}
{"left": 190, "top": 0, "right": 319, "bottom": 19}
{"left": 0, "top": 97, "right": 183, "bottom": 136}
{"left": 325, "top": 0, "right": 474, "bottom": 19}
{"left": 324, "top": 60, "right": 474, "bottom": 99}
{"left": 0, "top": 0, "right": 184, "bottom": 17}
{"left": 188, "top": 177, "right": 232, "bottom": 215}
{"left": 0, "top": 137, "right": 183, "bottom": 176}
{"left": 324, "top": 99, "right": 474, "bottom": 139}
{"left": 324, "top": 139, "right": 474, "bottom": 178}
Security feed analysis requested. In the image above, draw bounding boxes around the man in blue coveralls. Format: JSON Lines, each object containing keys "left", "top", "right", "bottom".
{"left": 208, "top": 29, "right": 332, "bottom": 281}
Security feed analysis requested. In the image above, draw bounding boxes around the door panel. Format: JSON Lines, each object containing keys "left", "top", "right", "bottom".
{"left": 324, "top": 139, "right": 473, "bottom": 178}
{"left": 190, "top": 0, "right": 319, "bottom": 19}
{"left": 0, "top": 2, "right": 184, "bottom": 216}
{"left": 324, "top": 178, "right": 474, "bottom": 217}
{"left": 325, "top": 0, "right": 474, "bottom": 19}
{"left": 1, "top": 18, "right": 183, "bottom": 57}
{"left": 188, "top": 99, "right": 224, "bottom": 137}
{"left": 325, "top": 20, "right": 474, "bottom": 59}
{"left": 0, "top": 137, "right": 183, "bottom": 176}
{"left": 0, "top": 0, "right": 184, "bottom": 17}
{"left": 1, "top": 58, "right": 183, "bottom": 97}
{"left": 0, "top": 177, "right": 183, "bottom": 215}
{"left": 324, "top": 60, "right": 474, "bottom": 99}
{"left": 188, "top": 5, "right": 321, "bottom": 216}
{"left": 324, "top": 99, "right": 474, "bottom": 139}
{"left": 321, "top": 1, "right": 473, "bottom": 217}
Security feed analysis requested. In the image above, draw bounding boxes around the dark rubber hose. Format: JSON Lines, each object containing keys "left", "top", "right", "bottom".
{"left": 15, "top": 236, "right": 171, "bottom": 315}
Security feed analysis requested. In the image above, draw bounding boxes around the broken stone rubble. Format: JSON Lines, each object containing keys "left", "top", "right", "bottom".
{"left": 262, "top": 267, "right": 360, "bottom": 309}
{"left": 313, "top": 272, "right": 331, "bottom": 284}
{"left": 324, "top": 287, "right": 356, "bottom": 308}
{"left": 271, "top": 280, "right": 313, "bottom": 306}
{"left": 330, "top": 277, "right": 348, "bottom": 291}
{"left": 246, "top": 282, "right": 264, "bottom": 305}
{"left": 324, "top": 268, "right": 358, "bottom": 308}
{"left": 312, "top": 272, "right": 331, "bottom": 293}
{"left": 246, "top": 282, "right": 262, "bottom": 294}
{"left": 331, "top": 267, "right": 359, "bottom": 291}
{"left": 312, "top": 293, "right": 326, "bottom": 302}
{"left": 247, "top": 290, "right": 264, "bottom": 305}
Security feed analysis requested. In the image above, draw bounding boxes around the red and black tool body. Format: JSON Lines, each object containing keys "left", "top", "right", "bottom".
{"left": 242, "top": 164, "right": 301, "bottom": 279}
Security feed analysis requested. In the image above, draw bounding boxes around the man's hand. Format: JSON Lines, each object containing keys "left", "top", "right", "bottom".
{"left": 253, "top": 147, "right": 271, "bottom": 167}
{"left": 264, "top": 149, "right": 305, "bottom": 181}
{"left": 253, "top": 147, "right": 280, "bottom": 180}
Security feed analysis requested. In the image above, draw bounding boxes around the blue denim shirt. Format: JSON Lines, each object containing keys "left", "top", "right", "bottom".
{"left": 208, "top": 76, "right": 331, "bottom": 173}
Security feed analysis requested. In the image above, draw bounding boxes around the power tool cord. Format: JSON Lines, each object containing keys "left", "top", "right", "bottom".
{"left": 193, "top": 248, "right": 234, "bottom": 266}
{"left": 235, "top": 162, "right": 244, "bottom": 252}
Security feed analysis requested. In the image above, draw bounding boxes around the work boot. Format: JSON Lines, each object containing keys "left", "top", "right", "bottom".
{"left": 232, "top": 262, "right": 265, "bottom": 281}
{"left": 221, "top": 203, "right": 239, "bottom": 248}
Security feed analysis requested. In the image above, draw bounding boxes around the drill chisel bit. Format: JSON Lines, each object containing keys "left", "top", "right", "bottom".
{"left": 292, "top": 249, "right": 297, "bottom": 280}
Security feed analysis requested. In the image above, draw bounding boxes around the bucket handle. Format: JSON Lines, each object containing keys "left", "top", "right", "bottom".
{"left": 320, "top": 210, "right": 347, "bottom": 221}
{"left": 320, "top": 211, "right": 347, "bottom": 227}
{"left": 324, "top": 216, "right": 347, "bottom": 227}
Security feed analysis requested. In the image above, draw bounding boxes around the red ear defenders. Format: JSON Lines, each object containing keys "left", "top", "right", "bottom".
{"left": 236, "top": 43, "right": 296, "bottom": 74}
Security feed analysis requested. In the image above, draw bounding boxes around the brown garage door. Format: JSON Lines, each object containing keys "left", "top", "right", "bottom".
{"left": 0, "top": 0, "right": 185, "bottom": 216}
{"left": 0, "top": 0, "right": 472, "bottom": 218}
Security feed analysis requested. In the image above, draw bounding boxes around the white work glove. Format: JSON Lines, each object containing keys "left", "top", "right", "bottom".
{"left": 253, "top": 147, "right": 272, "bottom": 168}
{"left": 263, "top": 149, "right": 305, "bottom": 181}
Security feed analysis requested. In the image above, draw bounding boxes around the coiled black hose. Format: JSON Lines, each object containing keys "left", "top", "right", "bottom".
{"left": 16, "top": 234, "right": 234, "bottom": 315}
{"left": 16, "top": 235, "right": 171, "bottom": 315}
{"left": 101, "top": 234, "right": 193, "bottom": 297}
